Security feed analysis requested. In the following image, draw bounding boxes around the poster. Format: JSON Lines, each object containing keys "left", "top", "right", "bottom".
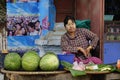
{"left": 7, "top": 0, "right": 56, "bottom": 51}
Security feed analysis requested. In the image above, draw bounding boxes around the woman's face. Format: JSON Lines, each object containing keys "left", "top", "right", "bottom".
{"left": 21, "top": 28, "right": 25, "bottom": 34}
{"left": 20, "top": 0, "right": 28, "bottom": 2}
{"left": 16, "top": 24, "right": 21, "bottom": 30}
{"left": 65, "top": 19, "right": 76, "bottom": 33}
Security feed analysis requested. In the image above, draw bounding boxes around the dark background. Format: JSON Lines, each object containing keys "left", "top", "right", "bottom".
{"left": 105, "top": 0, "right": 120, "bottom": 21}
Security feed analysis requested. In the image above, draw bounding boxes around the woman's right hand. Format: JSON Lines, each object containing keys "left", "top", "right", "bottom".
{"left": 77, "top": 47, "right": 87, "bottom": 57}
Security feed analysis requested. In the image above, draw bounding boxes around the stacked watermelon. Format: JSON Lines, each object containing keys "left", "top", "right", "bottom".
{"left": 4, "top": 51, "right": 59, "bottom": 71}
{"left": 4, "top": 53, "right": 21, "bottom": 71}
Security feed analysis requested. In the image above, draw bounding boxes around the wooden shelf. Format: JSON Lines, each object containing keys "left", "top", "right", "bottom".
{"left": 104, "top": 21, "right": 120, "bottom": 43}
{"left": 106, "top": 32, "right": 120, "bottom": 35}
{"left": 104, "top": 40, "right": 120, "bottom": 43}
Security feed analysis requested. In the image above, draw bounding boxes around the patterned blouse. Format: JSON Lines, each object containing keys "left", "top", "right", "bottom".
{"left": 61, "top": 28, "right": 99, "bottom": 53}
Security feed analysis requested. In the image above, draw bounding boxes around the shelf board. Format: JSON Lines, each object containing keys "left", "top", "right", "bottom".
{"left": 104, "top": 40, "right": 120, "bottom": 43}
{"left": 104, "top": 21, "right": 120, "bottom": 43}
{"left": 106, "top": 32, "right": 120, "bottom": 35}
{"left": 105, "top": 21, "right": 120, "bottom": 24}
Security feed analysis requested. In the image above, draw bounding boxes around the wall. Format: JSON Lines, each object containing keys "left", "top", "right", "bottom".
{"left": 54, "top": 0, "right": 75, "bottom": 22}
{"left": 75, "top": 0, "right": 104, "bottom": 59}
{"left": 75, "top": 0, "right": 104, "bottom": 36}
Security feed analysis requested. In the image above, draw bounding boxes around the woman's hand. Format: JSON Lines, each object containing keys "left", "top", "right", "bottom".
{"left": 77, "top": 46, "right": 92, "bottom": 57}
{"left": 86, "top": 46, "right": 92, "bottom": 56}
{"left": 77, "top": 47, "right": 87, "bottom": 57}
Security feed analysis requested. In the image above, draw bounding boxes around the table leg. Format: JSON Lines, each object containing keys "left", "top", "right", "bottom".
{"left": 6, "top": 73, "right": 16, "bottom": 80}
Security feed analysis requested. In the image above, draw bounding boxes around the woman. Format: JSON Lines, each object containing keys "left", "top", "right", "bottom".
{"left": 61, "top": 16, "right": 102, "bottom": 64}
{"left": 14, "top": 23, "right": 23, "bottom": 36}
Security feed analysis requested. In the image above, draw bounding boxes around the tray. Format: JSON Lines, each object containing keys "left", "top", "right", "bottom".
{"left": 85, "top": 71, "right": 111, "bottom": 74}
{"left": 65, "top": 68, "right": 111, "bottom": 74}
{"left": 116, "top": 69, "right": 120, "bottom": 72}
{"left": 1, "top": 68, "right": 67, "bottom": 75}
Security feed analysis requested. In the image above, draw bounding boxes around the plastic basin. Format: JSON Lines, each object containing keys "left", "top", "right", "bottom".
{"left": 57, "top": 54, "right": 75, "bottom": 69}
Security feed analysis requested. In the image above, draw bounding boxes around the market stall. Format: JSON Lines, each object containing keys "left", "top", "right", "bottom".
{"left": 1, "top": 0, "right": 120, "bottom": 80}
{"left": 1, "top": 51, "right": 120, "bottom": 80}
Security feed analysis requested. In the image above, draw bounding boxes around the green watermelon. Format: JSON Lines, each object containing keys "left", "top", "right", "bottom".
{"left": 39, "top": 52, "right": 59, "bottom": 71}
{"left": 22, "top": 50, "right": 40, "bottom": 71}
{"left": 4, "top": 53, "right": 21, "bottom": 71}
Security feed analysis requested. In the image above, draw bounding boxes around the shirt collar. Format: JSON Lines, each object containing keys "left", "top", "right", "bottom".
{"left": 66, "top": 30, "right": 77, "bottom": 39}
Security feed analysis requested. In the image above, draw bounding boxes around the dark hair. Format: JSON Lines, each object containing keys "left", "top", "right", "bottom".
{"left": 63, "top": 15, "right": 75, "bottom": 27}
{"left": 15, "top": 23, "right": 21, "bottom": 26}
{"left": 35, "top": 20, "right": 40, "bottom": 24}
{"left": 28, "top": 22, "right": 35, "bottom": 29}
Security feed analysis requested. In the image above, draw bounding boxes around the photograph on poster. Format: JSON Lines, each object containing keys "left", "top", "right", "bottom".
{"left": 7, "top": 2, "right": 49, "bottom": 36}
{"left": 7, "top": 15, "right": 41, "bottom": 36}
{"left": 6, "top": 0, "right": 39, "bottom": 3}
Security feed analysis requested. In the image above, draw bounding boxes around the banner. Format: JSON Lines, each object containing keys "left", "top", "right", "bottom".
{"left": 7, "top": 0, "right": 55, "bottom": 49}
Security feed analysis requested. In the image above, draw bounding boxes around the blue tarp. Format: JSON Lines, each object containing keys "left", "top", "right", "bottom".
{"left": 7, "top": 35, "right": 39, "bottom": 47}
{"left": 7, "top": 2, "right": 39, "bottom": 15}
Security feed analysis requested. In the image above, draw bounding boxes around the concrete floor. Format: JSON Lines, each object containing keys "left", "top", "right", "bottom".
{"left": 0, "top": 73, "right": 4, "bottom": 80}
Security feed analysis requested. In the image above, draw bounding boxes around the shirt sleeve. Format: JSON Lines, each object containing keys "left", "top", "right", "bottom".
{"left": 81, "top": 28, "right": 99, "bottom": 49}
{"left": 61, "top": 35, "right": 78, "bottom": 53}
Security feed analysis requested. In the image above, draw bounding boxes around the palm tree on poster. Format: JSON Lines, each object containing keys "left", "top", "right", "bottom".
{"left": 0, "top": 0, "right": 7, "bottom": 53}
{"left": 0, "top": 0, "right": 6, "bottom": 33}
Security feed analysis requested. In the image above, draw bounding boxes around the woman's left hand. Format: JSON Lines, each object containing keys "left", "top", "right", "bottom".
{"left": 86, "top": 46, "right": 92, "bottom": 56}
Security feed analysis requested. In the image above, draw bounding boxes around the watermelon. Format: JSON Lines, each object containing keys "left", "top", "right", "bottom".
{"left": 22, "top": 50, "right": 40, "bottom": 71}
{"left": 4, "top": 53, "right": 21, "bottom": 71}
{"left": 39, "top": 52, "right": 59, "bottom": 71}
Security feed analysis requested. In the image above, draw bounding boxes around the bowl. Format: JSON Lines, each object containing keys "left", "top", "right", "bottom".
{"left": 104, "top": 15, "right": 114, "bottom": 21}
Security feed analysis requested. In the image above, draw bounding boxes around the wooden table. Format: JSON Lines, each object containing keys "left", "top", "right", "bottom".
{"left": 1, "top": 68, "right": 120, "bottom": 80}
{"left": 1, "top": 69, "right": 91, "bottom": 80}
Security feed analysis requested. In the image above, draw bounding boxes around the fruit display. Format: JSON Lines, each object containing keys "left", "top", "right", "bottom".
{"left": 61, "top": 61, "right": 116, "bottom": 76}
{"left": 39, "top": 52, "right": 59, "bottom": 71}
{"left": 116, "top": 59, "right": 120, "bottom": 69}
{"left": 4, "top": 53, "right": 21, "bottom": 71}
{"left": 22, "top": 50, "right": 40, "bottom": 71}
{"left": 3, "top": 51, "right": 60, "bottom": 71}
